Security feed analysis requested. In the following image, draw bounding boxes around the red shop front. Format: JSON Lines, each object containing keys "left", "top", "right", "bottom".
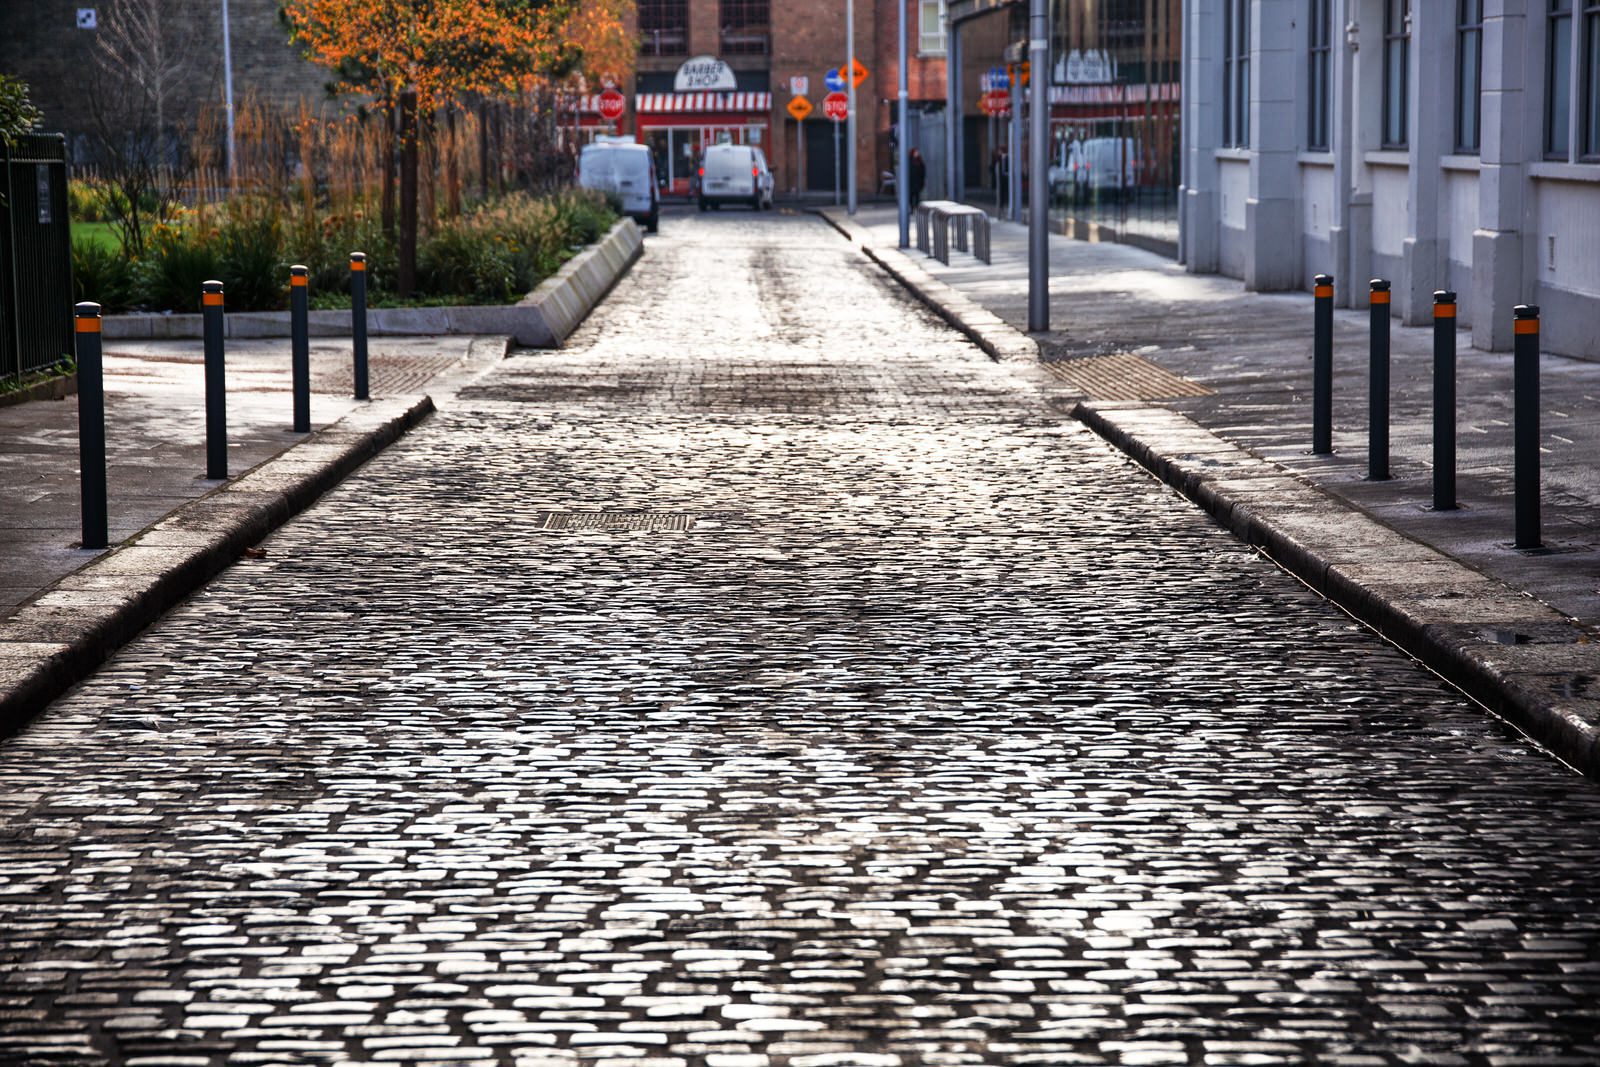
{"left": 635, "top": 92, "right": 773, "bottom": 197}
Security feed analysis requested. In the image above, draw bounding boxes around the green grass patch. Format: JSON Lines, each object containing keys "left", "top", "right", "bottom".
{"left": 71, "top": 221, "right": 119, "bottom": 252}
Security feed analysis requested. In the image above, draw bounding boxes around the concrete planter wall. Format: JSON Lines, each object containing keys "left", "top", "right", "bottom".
{"left": 102, "top": 218, "right": 644, "bottom": 348}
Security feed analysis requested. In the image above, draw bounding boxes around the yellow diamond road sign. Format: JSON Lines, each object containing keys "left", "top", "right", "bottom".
{"left": 787, "top": 95, "right": 813, "bottom": 121}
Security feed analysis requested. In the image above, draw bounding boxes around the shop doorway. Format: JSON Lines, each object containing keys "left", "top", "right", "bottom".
{"left": 642, "top": 123, "right": 767, "bottom": 197}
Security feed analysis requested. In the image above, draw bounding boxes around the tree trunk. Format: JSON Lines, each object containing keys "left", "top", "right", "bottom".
{"left": 478, "top": 101, "right": 490, "bottom": 201}
{"left": 446, "top": 106, "right": 461, "bottom": 218}
{"left": 382, "top": 102, "right": 398, "bottom": 242}
{"left": 398, "top": 89, "right": 418, "bottom": 298}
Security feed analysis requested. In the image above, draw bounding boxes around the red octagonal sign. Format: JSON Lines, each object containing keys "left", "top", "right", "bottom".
{"left": 598, "top": 89, "right": 626, "bottom": 122}
{"left": 823, "top": 91, "right": 849, "bottom": 122}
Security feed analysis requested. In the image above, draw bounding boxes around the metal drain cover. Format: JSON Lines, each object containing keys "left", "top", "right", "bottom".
{"left": 534, "top": 511, "right": 740, "bottom": 532}
{"left": 1042, "top": 352, "right": 1213, "bottom": 401}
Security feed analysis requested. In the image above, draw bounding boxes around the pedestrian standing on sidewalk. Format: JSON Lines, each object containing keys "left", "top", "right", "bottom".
{"left": 909, "top": 148, "right": 926, "bottom": 205}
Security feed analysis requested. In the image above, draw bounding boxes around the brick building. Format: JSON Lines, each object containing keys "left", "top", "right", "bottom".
{"left": 592, "top": 0, "right": 949, "bottom": 200}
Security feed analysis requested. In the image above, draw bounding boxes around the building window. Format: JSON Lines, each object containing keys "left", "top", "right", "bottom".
{"left": 920, "top": 0, "right": 947, "bottom": 56}
{"left": 1456, "top": 0, "right": 1482, "bottom": 152}
{"left": 1308, "top": 0, "right": 1332, "bottom": 150}
{"left": 1583, "top": 0, "right": 1600, "bottom": 157}
{"left": 639, "top": 0, "right": 687, "bottom": 56}
{"left": 720, "top": 0, "right": 769, "bottom": 55}
{"left": 1383, "top": 0, "right": 1410, "bottom": 148}
{"left": 1549, "top": 0, "right": 1573, "bottom": 156}
{"left": 1222, "top": 0, "right": 1250, "bottom": 147}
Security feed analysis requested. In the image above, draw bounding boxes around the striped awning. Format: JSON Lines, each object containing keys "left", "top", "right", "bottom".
{"left": 1048, "top": 83, "right": 1178, "bottom": 106}
{"left": 638, "top": 92, "right": 773, "bottom": 113}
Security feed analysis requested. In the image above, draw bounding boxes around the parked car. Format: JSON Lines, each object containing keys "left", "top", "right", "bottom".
{"left": 698, "top": 143, "right": 774, "bottom": 211}
{"left": 1049, "top": 137, "right": 1140, "bottom": 201}
{"left": 578, "top": 138, "right": 660, "bottom": 233}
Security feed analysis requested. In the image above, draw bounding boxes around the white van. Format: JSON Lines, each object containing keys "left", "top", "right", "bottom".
{"left": 698, "top": 143, "right": 774, "bottom": 212}
{"left": 578, "top": 139, "right": 660, "bottom": 233}
{"left": 1056, "top": 137, "right": 1139, "bottom": 200}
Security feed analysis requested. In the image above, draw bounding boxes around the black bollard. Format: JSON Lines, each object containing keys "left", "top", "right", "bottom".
{"left": 1513, "top": 304, "right": 1541, "bottom": 550}
{"left": 75, "top": 302, "right": 107, "bottom": 550}
{"left": 1432, "top": 290, "right": 1457, "bottom": 511}
{"left": 202, "top": 280, "right": 227, "bottom": 480}
{"left": 1368, "top": 279, "right": 1391, "bottom": 480}
{"left": 1313, "top": 274, "right": 1334, "bottom": 454}
{"left": 350, "top": 252, "right": 370, "bottom": 401}
{"left": 290, "top": 264, "right": 310, "bottom": 433}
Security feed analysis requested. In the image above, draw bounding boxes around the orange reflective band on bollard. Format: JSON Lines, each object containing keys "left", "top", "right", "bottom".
{"left": 75, "top": 317, "right": 101, "bottom": 333}
{"left": 1514, "top": 318, "right": 1539, "bottom": 335}
{"left": 290, "top": 275, "right": 308, "bottom": 287}
{"left": 1370, "top": 291, "right": 1390, "bottom": 305}
{"left": 351, "top": 260, "right": 366, "bottom": 272}
{"left": 1314, "top": 285, "right": 1334, "bottom": 299}
{"left": 1434, "top": 303, "right": 1456, "bottom": 318}
{"left": 203, "top": 292, "right": 224, "bottom": 307}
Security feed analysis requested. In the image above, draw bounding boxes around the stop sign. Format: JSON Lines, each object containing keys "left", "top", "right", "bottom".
{"left": 598, "top": 89, "right": 626, "bottom": 122}
{"left": 823, "top": 91, "right": 849, "bottom": 122}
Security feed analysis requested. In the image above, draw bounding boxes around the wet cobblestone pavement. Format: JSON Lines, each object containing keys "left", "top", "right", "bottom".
{"left": 3, "top": 214, "right": 1600, "bottom": 1066}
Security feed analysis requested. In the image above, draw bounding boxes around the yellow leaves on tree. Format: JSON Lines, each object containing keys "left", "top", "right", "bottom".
{"left": 281, "top": 0, "right": 590, "bottom": 111}
{"left": 556, "top": 0, "right": 635, "bottom": 90}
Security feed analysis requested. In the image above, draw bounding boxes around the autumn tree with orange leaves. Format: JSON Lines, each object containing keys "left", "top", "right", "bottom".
{"left": 283, "top": 0, "right": 633, "bottom": 295}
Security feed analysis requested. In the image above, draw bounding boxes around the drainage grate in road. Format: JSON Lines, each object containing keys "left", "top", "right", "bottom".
{"left": 1042, "top": 352, "right": 1213, "bottom": 401}
{"left": 534, "top": 511, "right": 741, "bottom": 532}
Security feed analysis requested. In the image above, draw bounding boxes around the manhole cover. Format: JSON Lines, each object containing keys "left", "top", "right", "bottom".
{"left": 1042, "top": 352, "right": 1212, "bottom": 401}
{"left": 534, "top": 511, "right": 740, "bottom": 532}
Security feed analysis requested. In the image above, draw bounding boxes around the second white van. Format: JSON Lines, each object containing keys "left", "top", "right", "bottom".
{"left": 698, "top": 144, "right": 774, "bottom": 212}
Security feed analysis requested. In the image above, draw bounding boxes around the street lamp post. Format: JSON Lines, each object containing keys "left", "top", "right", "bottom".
{"left": 897, "top": 0, "right": 910, "bottom": 245}
{"left": 846, "top": 0, "right": 858, "bottom": 215}
{"left": 221, "top": 0, "right": 237, "bottom": 181}
{"left": 1027, "top": 0, "right": 1049, "bottom": 332}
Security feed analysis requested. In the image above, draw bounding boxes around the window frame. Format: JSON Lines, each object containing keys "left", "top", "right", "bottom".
{"left": 1548, "top": 0, "right": 1574, "bottom": 157}
{"left": 719, "top": 0, "right": 770, "bottom": 56}
{"left": 1222, "top": 0, "right": 1250, "bottom": 148}
{"left": 1307, "top": 0, "right": 1332, "bottom": 151}
{"left": 1382, "top": 0, "right": 1410, "bottom": 149}
{"left": 1582, "top": 0, "right": 1600, "bottom": 159}
{"left": 919, "top": 0, "right": 947, "bottom": 56}
{"left": 638, "top": 0, "right": 689, "bottom": 57}
{"left": 1455, "top": 0, "right": 1483, "bottom": 153}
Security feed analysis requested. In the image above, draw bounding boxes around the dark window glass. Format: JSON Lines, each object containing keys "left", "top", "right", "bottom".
{"left": 1550, "top": 0, "right": 1574, "bottom": 156}
{"left": 1308, "top": 0, "right": 1331, "bottom": 150}
{"left": 1456, "top": 0, "right": 1482, "bottom": 151}
{"left": 720, "top": 0, "right": 770, "bottom": 55}
{"left": 1223, "top": 0, "right": 1236, "bottom": 146}
{"left": 639, "top": 0, "right": 688, "bottom": 56}
{"left": 1383, "top": 0, "right": 1410, "bottom": 148}
{"left": 1583, "top": 3, "right": 1600, "bottom": 157}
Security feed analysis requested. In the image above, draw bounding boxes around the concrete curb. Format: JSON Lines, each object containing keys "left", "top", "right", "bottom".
{"left": 820, "top": 204, "right": 1600, "bottom": 778}
{"left": 1076, "top": 402, "right": 1600, "bottom": 779}
{"left": 1, "top": 371, "right": 77, "bottom": 408}
{"left": 0, "top": 389, "right": 440, "bottom": 736}
{"left": 813, "top": 208, "right": 1038, "bottom": 363}
{"left": 101, "top": 218, "right": 645, "bottom": 348}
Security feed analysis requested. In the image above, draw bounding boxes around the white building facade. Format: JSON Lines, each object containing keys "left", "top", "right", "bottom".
{"left": 1179, "top": 0, "right": 1600, "bottom": 358}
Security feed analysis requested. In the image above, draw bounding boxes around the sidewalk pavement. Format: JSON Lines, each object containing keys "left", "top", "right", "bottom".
{"left": 825, "top": 205, "right": 1600, "bottom": 777}
{"left": 0, "top": 334, "right": 502, "bottom": 727}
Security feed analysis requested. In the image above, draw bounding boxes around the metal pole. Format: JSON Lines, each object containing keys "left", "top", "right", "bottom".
{"left": 846, "top": 0, "right": 857, "bottom": 215}
{"left": 290, "top": 264, "right": 310, "bottom": 433}
{"left": 1010, "top": 70, "right": 1023, "bottom": 223}
{"left": 1312, "top": 274, "right": 1333, "bottom": 454}
{"left": 221, "top": 0, "right": 237, "bottom": 181}
{"left": 351, "top": 252, "right": 370, "bottom": 400}
{"left": 1027, "top": 0, "right": 1049, "bottom": 332}
{"left": 74, "top": 302, "right": 107, "bottom": 551}
{"left": 1431, "top": 290, "right": 1456, "bottom": 510}
{"left": 833, "top": 119, "right": 841, "bottom": 206}
{"left": 945, "top": 17, "right": 958, "bottom": 199}
{"left": 202, "top": 280, "right": 227, "bottom": 479}
{"left": 798, "top": 119, "right": 806, "bottom": 197}
{"left": 1513, "top": 304, "right": 1542, "bottom": 550}
{"left": 897, "top": 0, "right": 910, "bottom": 247}
{"left": 1368, "top": 278, "right": 1390, "bottom": 480}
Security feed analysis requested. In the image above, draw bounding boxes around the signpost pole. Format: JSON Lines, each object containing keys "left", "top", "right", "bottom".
{"left": 798, "top": 119, "right": 805, "bottom": 196}
{"left": 1010, "top": 67, "right": 1023, "bottom": 223}
{"left": 846, "top": 0, "right": 857, "bottom": 215}
{"left": 833, "top": 120, "right": 841, "bottom": 206}
{"left": 1027, "top": 0, "right": 1049, "bottom": 332}
{"left": 897, "top": 0, "right": 909, "bottom": 247}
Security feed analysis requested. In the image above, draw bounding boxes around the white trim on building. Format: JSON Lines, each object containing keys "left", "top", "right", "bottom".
{"left": 1181, "top": 0, "right": 1600, "bottom": 359}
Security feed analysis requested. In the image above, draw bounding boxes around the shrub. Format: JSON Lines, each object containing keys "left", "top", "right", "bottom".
{"left": 72, "top": 237, "right": 137, "bottom": 312}
{"left": 218, "top": 213, "right": 285, "bottom": 312}
{"left": 136, "top": 223, "right": 222, "bottom": 313}
{"left": 419, "top": 224, "right": 518, "bottom": 304}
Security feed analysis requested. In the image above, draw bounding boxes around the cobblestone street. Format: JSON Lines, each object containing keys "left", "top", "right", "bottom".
{"left": 3, "top": 214, "right": 1600, "bottom": 1066}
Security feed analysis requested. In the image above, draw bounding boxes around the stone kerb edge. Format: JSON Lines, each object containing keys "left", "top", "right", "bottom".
{"left": 0, "top": 393, "right": 435, "bottom": 736}
{"left": 1076, "top": 400, "right": 1600, "bottom": 779}
{"left": 99, "top": 217, "right": 645, "bottom": 348}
